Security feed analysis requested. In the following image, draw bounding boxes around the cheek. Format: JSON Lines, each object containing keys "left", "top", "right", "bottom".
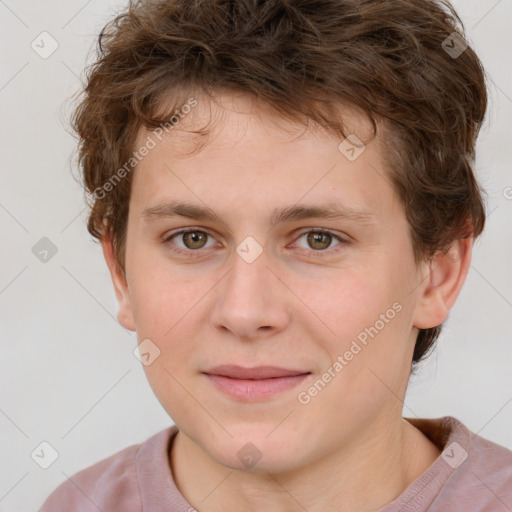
{"left": 127, "top": 244, "right": 196, "bottom": 330}
{"left": 302, "top": 267, "right": 410, "bottom": 378}
{"left": 129, "top": 266, "right": 208, "bottom": 420}
{"left": 127, "top": 253, "right": 223, "bottom": 373}
{"left": 302, "top": 269, "right": 391, "bottom": 341}
{"left": 295, "top": 278, "right": 410, "bottom": 434}
{"left": 131, "top": 276, "right": 201, "bottom": 349}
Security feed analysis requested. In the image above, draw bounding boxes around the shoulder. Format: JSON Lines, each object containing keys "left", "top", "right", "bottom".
{"left": 428, "top": 416, "right": 512, "bottom": 510}
{"left": 383, "top": 416, "right": 512, "bottom": 512}
{"left": 441, "top": 416, "right": 512, "bottom": 473}
{"left": 461, "top": 419, "right": 512, "bottom": 490}
{"left": 37, "top": 427, "right": 175, "bottom": 512}
{"left": 410, "top": 415, "right": 512, "bottom": 469}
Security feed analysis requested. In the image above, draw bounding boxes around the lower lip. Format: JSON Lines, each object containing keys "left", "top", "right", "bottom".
{"left": 204, "top": 373, "right": 311, "bottom": 401}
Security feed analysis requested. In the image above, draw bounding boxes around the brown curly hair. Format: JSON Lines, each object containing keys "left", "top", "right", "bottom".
{"left": 71, "top": 0, "right": 488, "bottom": 367}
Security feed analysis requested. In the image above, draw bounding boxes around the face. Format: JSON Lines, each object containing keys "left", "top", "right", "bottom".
{"left": 105, "top": 92, "right": 458, "bottom": 473}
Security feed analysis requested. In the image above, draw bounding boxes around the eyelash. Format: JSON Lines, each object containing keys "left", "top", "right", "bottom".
{"left": 162, "top": 227, "right": 349, "bottom": 259}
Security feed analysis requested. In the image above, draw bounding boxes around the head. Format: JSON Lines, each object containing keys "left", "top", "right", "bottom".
{"left": 72, "top": 0, "right": 487, "bottom": 471}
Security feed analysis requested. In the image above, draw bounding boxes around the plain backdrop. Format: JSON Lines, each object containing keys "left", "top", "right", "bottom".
{"left": 0, "top": 1, "right": 511, "bottom": 511}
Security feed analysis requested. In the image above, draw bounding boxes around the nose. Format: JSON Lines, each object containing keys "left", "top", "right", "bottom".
{"left": 210, "top": 246, "right": 291, "bottom": 341}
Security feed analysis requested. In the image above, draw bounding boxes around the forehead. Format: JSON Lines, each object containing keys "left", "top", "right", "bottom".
{"left": 136, "top": 90, "right": 377, "bottom": 155}
{"left": 129, "top": 91, "right": 398, "bottom": 221}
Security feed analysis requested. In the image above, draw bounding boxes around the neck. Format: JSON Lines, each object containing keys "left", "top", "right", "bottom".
{"left": 170, "top": 415, "right": 441, "bottom": 512}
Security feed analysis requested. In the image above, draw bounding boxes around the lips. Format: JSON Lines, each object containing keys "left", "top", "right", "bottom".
{"left": 202, "top": 365, "right": 312, "bottom": 401}
{"left": 203, "top": 365, "right": 310, "bottom": 380}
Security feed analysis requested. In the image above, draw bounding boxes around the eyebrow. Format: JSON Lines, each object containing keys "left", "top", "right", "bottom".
{"left": 141, "top": 200, "right": 376, "bottom": 227}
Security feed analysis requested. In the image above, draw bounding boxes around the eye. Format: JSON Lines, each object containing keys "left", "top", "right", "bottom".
{"left": 293, "top": 229, "right": 347, "bottom": 254}
{"left": 164, "top": 228, "right": 217, "bottom": 253}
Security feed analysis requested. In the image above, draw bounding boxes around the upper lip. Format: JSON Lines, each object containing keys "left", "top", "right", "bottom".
{"left": 203, "top": 365, "right": 310, "bottom": 380}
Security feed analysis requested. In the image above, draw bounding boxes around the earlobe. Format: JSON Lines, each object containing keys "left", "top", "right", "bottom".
{"left": 101, "top": 234, "right": 136, "bottom": 332}
{"left": 413, "top": 237, "right": 473, "bottom": 330}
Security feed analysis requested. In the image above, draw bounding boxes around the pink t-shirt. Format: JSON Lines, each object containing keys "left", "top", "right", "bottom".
{"left": 38, "top": 416, "right": 512, "bottom": 511}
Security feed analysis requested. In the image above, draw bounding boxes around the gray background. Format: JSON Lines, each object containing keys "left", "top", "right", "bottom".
{"left": 0, "top": 1, "right": 511, "bottom": 511}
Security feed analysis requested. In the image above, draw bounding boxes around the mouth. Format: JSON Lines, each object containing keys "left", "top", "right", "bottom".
{"left": 202, "top": 365, "right": 312, "bottom": 401}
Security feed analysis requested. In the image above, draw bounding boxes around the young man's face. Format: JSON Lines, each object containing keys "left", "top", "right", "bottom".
{"left": 106, "top": 92, "right": 453, "bottom": 472}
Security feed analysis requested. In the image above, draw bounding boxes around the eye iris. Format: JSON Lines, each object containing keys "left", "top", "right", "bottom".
{"left": 307, "top": 231, "right": 331, "bottom": 250}
{"left": 183, "top": 231, "right": 207, "bottom": 249}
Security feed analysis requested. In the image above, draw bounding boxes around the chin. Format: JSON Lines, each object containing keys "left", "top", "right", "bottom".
{"left": 202, "top": 427, "right": 304, "bottom": 474}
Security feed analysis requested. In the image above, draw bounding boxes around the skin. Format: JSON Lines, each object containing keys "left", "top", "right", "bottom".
{"left": 102, "top": 91, "right": 472, "bottom": 512}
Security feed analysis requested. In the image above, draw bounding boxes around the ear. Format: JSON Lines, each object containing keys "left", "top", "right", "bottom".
{"left": 101, "top": 234, "right": 136, "bottom": 332}
{"left": 413, "top": 237, "right": 473, "bottom": 329}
